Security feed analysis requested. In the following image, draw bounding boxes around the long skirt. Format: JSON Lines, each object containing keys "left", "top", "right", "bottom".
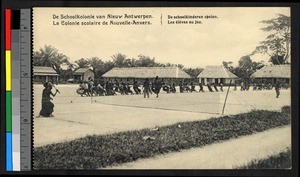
{"left": 40, "top": 101, "right": 54, "bottom": 117}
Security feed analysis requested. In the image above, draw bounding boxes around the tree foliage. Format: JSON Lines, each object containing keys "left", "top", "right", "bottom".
{"left": 101, "top": 61, "right": 115, "bottom": 76}
{"left": 75, "top": 58, "right": 89, "bottom": 68}
{"left": 87, "top": 57, "right": 105, "bottom": 78}
{"left": 33, "top": 45, "right": 70, "bottom": 74}
{"left": 34, "top": 46, "right": 206, "bottom": 81}
{"left": 135, "top": 55, "right": 156, "bottom": 67}
{"left": 111, "top": 53, "right": 130, "bottom": 67}
{"left": 183, "top": 67, "right": 203, "bottom": 78}
{"left": 252, "top": 14, "right": 290, "bottom": 65}
{"left": 226, "top": 56, "right": 265, "bottom": 82}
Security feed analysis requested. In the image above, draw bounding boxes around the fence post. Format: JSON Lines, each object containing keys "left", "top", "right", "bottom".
{"left": 222, "top": 80, "right": 232, "bottom": 115}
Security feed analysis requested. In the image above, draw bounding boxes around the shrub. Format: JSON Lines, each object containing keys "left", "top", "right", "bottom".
{"left": 34, "top": 109, "right": 291, "bottom": 169}
{"left": 238, "top": 148, "right": 291, "bottom": 169}
{"left": 281, "top": 105, "right": 291, "bottom": 114}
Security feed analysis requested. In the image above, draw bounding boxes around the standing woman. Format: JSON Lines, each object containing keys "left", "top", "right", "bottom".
{"left": 37, "top": 82, "right": 58, "bottom": 117}
{"left": 143, "top": 78, "right": 150, "bottom": 98}
{"left": 153, "top": 76, "right": 162, "bottom": 98}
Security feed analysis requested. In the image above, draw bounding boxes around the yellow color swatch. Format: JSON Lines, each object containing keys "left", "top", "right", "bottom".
{"left": 6, "top": 50, "right": 11, "bottom": 91}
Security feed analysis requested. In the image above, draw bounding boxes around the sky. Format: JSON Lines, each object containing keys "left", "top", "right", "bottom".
{"left": 33, "top": 7, "right": 290, "bottom": 68}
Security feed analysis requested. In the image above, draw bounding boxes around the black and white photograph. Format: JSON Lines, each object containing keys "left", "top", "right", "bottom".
{"left": 32, "top": 7, "right": 292, "bottom": 170}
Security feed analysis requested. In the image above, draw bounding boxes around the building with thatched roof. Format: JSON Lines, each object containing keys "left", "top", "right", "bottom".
{"left": 33, "top": 66, "right": 59, "bottom": 83}
{"left": 102, "top": 67, "right": 191, "bottom": 84}
{"left": 197, "top": 65, "right": 238, "bottom": 85}
{"left": 250, "top": 65, "right": 290, "bottom": 84}
{"left": 73, "top": 68, "right": 94, "bottom": 82}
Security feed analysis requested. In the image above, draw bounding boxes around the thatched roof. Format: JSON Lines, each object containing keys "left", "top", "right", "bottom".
{"left": 74, "top": 68, "right": 92, "bottom": 75}
{"left": 197, "top": 65, "right": 238, "bottom": 78}
{"left": 102, "top": 67, "right": 191, "bottom": 78}
{"left": 33, "top": 66, "right": 58, "bottom": 76}
{"left": 251, "top": 65, "right": 290, "bottom": 78}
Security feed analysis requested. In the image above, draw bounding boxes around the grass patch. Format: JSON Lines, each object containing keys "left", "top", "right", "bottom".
{"left": 238, "top": 148, "right": 292, "bottom": 169}
{"left": 34, "top": 109, "right": 291, "bottom": 169}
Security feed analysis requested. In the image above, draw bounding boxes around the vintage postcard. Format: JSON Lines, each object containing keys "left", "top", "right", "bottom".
{"left": 32, "top": 7, "right": 291, "bottom": 170}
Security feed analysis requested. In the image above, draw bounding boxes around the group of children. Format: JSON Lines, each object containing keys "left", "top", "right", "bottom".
{"left": 37, "top": 77, "right": 287, "bottom": 118}
{"left": 77, "top": 76, "right": 164, "bottom": 98}
{"left": 76, "top": 76, "right": 230, "bottom": 99}
{"left": 76, "top": 77, "right": 288, "bottom": 99}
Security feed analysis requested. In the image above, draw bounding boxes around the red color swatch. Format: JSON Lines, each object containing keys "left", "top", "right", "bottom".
{"left": 5, "top": 9, "right": 11, "bottom": 50}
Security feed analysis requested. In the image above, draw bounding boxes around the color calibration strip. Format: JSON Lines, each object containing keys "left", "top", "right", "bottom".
{"left": 5, "top": 8, "right": 13, "bottom": 171}
{"left": 5, "top": 8, "right": 26, "bottom": 171}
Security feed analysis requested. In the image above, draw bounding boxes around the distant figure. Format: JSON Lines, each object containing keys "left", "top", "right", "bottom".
{"left": 213, "top": 83, "right": 219, "bottom": 92}
{"left": 179, "top": 80, "right": 184, "bottom": 93}
{"left": 105, "top": 81, "right": 111, "bottom": 95}
{"left": 234, "top": 83, "right": 237, "bottom": 91}
{"left": 191, "top": 82, "right": 197, "bottom": 92}
{"left": 219, "top": 83, "right": 223, "bottom": 92}
{"left": 171, "top": 83, "right": 176, "bottom": 93}
{"left": 77, "top": 81, "right": 88, "bottom": 96}
{"left": 253, "top": 83, "right": 257, "bottom": 91}
{"left": 207, "top": 83, "right": 213, "bottom": 92}
{"left": 143, "top": 78, "right": 151, "bottom": 98}
{"left": 199, "top": 83, "right": 204, "bottom": 92}
{"left": 133, "top": 81, "right": 141, "bottom": 94}
{"left": 114, "top": 79, "right": 120, "bottom": 92}
{"left": 149, "top": 82, "right": 153, "bottom": 94}
{"left": 183, "top": 82, "right": 191, "bottom": 92}
{"left": 119, "top": 82, "right": 126, "bottom": 95}
{"left": 109, "top": 82, "right": 117, "bottom": 95}
{"left": 96, "top": 83, "right": 106, "bottom": 96}
{"left": 162, "top": 84, "right": 171, "bottom": 93}
{"left": 126, "top": 83, "right": 133, "bottom": 95}
{"left": 245, "top": 82, "right": 250, "bottom": 91}
{"left": 87, "top": 77, "right": 94, "bottom": 96}
{"left": 240, "top": 81, "right": 244, "bottom": 91}
{"left": 153, "top": 76, "right": 162, "bottom": 98}
{"left": 37, "top": 82, "right": 58, "bottom": 117}
{"left": 275, "top": 81, "right": 281, "bottom": 98}
{"left": 267, "top": 83, "right": 272, "bottom": 90}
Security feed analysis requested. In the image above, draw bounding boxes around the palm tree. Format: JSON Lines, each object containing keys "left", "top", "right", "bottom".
{"left": 33, "top": 45, "right": 69, "bottom": 74}
{"left": 88, "top": 57, "right": 105, "bottom": 77}
{"left": 111, "top": 53, "right": 130, "bottom": 67}
{"left": 75, "top": 58, "right": 89, "bottom": 68}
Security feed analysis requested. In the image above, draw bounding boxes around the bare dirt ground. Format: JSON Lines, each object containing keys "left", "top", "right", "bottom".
{"left": 33, "top": 84, "right": 290, "bottom": 147}
{"left": 105, "top": 125, "right": 291, "bottom": 169}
